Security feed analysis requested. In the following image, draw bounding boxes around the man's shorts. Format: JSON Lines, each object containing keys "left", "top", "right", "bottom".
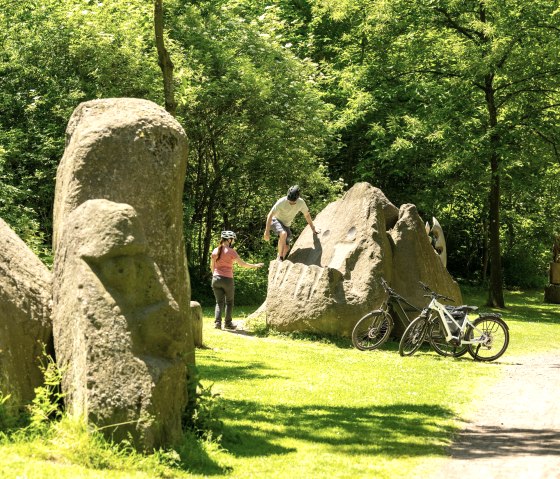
{"left": 270, "top": 218, "right": 293, "bottom": 243}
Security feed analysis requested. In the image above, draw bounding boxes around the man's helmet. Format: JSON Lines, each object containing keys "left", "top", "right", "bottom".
{"left": 221, "top": 230, "right": 237, "bottom": 240}
{"left": 287, "top": 185, "right": 301, "bottom": 201}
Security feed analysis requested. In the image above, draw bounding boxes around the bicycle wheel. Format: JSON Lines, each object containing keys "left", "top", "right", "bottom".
{"left": 428, "top": 320, "right": 468, "bottom": 357}
{"left": 466, "top": 316, "right": 510, "bottom": 361}
{"left": 352, "top": 310, "right": 393, "bottom": 350}
{"left": 399, "top": 316, "right": 428, "bottom": 357}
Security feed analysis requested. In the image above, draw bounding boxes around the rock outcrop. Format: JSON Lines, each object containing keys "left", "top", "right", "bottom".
{"left": 52, "top": 98, "right": 192, "bottom": 450}
{"left": 0, "top": 218, "right": 52, "bottom": 408}
{"left": 53, "top": 200, "right": 188, "bottom": 450}
{"left": 265, "top": 182, "right": 461, "bottom": 336}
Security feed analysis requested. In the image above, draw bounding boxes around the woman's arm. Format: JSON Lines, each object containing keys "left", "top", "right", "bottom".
{"left": 236, "top": 257, "right": 264, "bottom": 269}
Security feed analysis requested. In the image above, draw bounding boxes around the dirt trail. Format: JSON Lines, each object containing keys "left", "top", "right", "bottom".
{"left": 431, "top": 351, "right": 560, "bottom": 479}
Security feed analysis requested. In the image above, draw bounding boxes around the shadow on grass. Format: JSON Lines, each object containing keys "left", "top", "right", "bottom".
{"left": 462, "top": 288, "right": 559, "bottom": 325}
{"left": 218, "top": 400, "right": 457, "bottom": 459}
{"left": 197, "top": 359, "right": 289, "bottom": 383}
{"left": 500, "top": 295, "right": 559, "bottom": 324}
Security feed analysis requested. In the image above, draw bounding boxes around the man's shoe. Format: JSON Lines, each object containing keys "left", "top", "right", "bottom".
{"left": 224, "top": 322, "right": 237, "bottom": 330}
{"left": 277, "top": 255, "right": 284, "bottom": 262}
{"left": 214, "top": 322, "right": 222, "bottom": 329}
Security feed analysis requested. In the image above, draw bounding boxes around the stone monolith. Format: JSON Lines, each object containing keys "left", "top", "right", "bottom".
{"left": 265, "top": 183, "right": 398, "bottom": 335}
{"left": 53, "top": 200, "right": 188, "bottom": 450}
{"left": 0, "top": 218, "right": 52, "bottom": 408}
{"left": 52, "top": 98, "right": 192, "bottom": 450}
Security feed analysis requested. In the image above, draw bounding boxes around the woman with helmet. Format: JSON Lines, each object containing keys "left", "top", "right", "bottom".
{"left": 264, "top": 185, "right": 319, "bottom": 261}
{"left": 211, "top": 230, "right": 264, "bottom": 330}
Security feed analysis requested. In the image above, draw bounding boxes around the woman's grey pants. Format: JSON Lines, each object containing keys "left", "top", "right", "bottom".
{"left": 211, "top": 275, "right": 235, "bottom": 323}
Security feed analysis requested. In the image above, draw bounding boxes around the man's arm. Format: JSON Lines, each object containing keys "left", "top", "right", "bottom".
{"left": 304, "top": 211, "right": 318, "bottom": 234}
{"left": 264, "top": 209, "right": 274, "bottom": 241}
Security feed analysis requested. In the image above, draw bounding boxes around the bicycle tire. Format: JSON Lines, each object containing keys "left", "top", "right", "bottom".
{"left": 466, "top": 316, "right": 509, "bottom": 361}
{"left": 399, "top": 316, "right": 428, "bottom": 357}
{"left": 428, "top": 320, "right": 468, "bottom": 358}
{"left": 352, "top": 310, "right": 393, "bottom": 351}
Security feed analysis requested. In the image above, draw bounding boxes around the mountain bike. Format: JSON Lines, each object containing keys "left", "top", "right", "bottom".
{"left": 399, "top": 281, "right": 509, "bottom": 361}
{"left": 352, "top": 278, "right": 422, "bottom": 351}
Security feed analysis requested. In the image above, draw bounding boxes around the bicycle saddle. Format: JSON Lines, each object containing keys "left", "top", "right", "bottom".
{"left": 446, "top": 305, "right": 478, "bottom": 313}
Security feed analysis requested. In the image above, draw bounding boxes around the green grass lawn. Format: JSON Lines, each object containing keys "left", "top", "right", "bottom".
{"left": 0, "top": 288, "right": 558, "bottom": 478}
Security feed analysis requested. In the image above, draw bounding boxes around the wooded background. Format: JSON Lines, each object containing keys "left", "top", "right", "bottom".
{"left": 1, "top": 0, "right": 559, "bottom": 306}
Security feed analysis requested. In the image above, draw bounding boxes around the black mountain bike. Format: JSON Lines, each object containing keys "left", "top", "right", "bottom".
{"left": 352, "top": 278, "right": 422, "bottom": 351}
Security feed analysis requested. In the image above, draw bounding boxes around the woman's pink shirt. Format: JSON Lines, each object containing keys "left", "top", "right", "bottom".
{"left": 212, "top": 246, "right": 239, "bottom": 278}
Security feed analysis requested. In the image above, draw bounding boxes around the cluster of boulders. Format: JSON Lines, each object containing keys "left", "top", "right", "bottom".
{"left": 1, "top": 99, "right": 195, "bottom": 451}
{"left": 1, "top": 98, "right": 464, "bottom": 453}
{"left": 263, "top": 182, "right": 461, "bottom": 337}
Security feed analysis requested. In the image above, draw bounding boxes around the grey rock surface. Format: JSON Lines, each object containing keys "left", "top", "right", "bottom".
{"left": 53, "top": 98, "right": 192, "bottom": 350}
{"left": 52, "top": 98, "right": 193, "bottom": 450}
{"left": 190, "top": 301, "right": 203, "bottom": 347}
{"left": 264, "top": 182, "right": 461, "bottom": 337}
{"left": 0, "top": 218, "right": 52, "bottom": 407}
{"left": 53, "top": 200, "right": 188, "bottom": 450}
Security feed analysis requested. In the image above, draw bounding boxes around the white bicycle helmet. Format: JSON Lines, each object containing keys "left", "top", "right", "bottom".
{"left": 221, "top": 230, "right": 237, "bottom": 240}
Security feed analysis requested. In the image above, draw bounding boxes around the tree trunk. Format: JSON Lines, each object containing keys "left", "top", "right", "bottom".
{"left": 481, "top": 218, "right": 489, "bottom": 282}
{"left": 154, "top": 0, "right": 177, "bottom": 116}
{"left": 484, "top": 73, "right": 505, "bottom": 307}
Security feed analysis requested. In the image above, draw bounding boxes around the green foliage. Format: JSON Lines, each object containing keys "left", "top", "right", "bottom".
{"left": 166, "top": 0, "right": 341, "bottom": 289}
{"left": 0, "top": 393, "right": 18, "bottom": 432}
{"left": 26, "top": 347, "right": 65, "bottom": 432}
{"left": 274, "top": 0, "right": 560, "bottom": 288}
{"left": 184, "top": 366, "right": 224, "bottom": 443}
{"left": 189, "top": 383, "right": 224, "bottom": 443}
{"left": 1, "top": 0, "right": 559, "bottom": 293}
{"left": 0, "top": 0, "right": 161, "bottom": 260}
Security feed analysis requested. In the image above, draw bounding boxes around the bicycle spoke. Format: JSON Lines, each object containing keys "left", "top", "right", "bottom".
{"left": 467, "top": 317, "right": 509, "bottom": 361}
{"left": 399, "top": 316, "right": 428, "bottom": 356}
{"left": 352, "top": 311, "right": 392, "bottom": 351}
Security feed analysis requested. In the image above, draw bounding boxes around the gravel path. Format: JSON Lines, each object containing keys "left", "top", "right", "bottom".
{"left": 431, "top": 351, "right": 560, "bottom": 479}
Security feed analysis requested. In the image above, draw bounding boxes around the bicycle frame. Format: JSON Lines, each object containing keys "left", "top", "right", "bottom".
{"left": 389, "top": 295, "right": 421, "bottom": 327}
{"left": 427, "top": 298, "right": 487, "bottom": 346}
{"left": 381, "top": 279, "right": 422, "bottom": 328}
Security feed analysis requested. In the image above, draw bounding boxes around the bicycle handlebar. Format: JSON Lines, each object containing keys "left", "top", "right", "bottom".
{"left": 419, "top": 281, "right": 455, "bottom": 303}
{"left": 380, "top": 277, "right": 400, "bottom": 298}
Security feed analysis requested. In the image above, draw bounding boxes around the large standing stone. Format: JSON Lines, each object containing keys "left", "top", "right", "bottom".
{"left": 53, "top": 99, "right": 190, "bottom": 327}
{"left": 389, "top": 204, "right": 462, "bottom": 336}
{"left": 264, "top": 182, "right": 462, "bottom": 337}
{"left": 54, "top": 200, "right": 187, "bottom": 450}
{"left": 52, "top": 98, "right": 192, "bottom": 450}
{"left": 266, "top": 183, "right": 398, "bottom": 335}
{"left": 0, "top": 218, "right": 52, "bottom": 408}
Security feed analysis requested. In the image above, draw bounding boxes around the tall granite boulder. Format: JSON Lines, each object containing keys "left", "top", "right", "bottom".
{"left": 53, "top": 200, "right": 187, "bottom": 450}
{"left": 0, "top": 218, "right": 52, "bottom": 408}
{"left": 265, "top": 182, "right": 461, "bottom": 337}
{"left": 52, "top": 98, "right": 192, "bottom": 450}
{"left": 266, "top": 183, "right": 398, "bottom": 335}
{"left": 389, "top": 204, "right": 462, "bottom": 336}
